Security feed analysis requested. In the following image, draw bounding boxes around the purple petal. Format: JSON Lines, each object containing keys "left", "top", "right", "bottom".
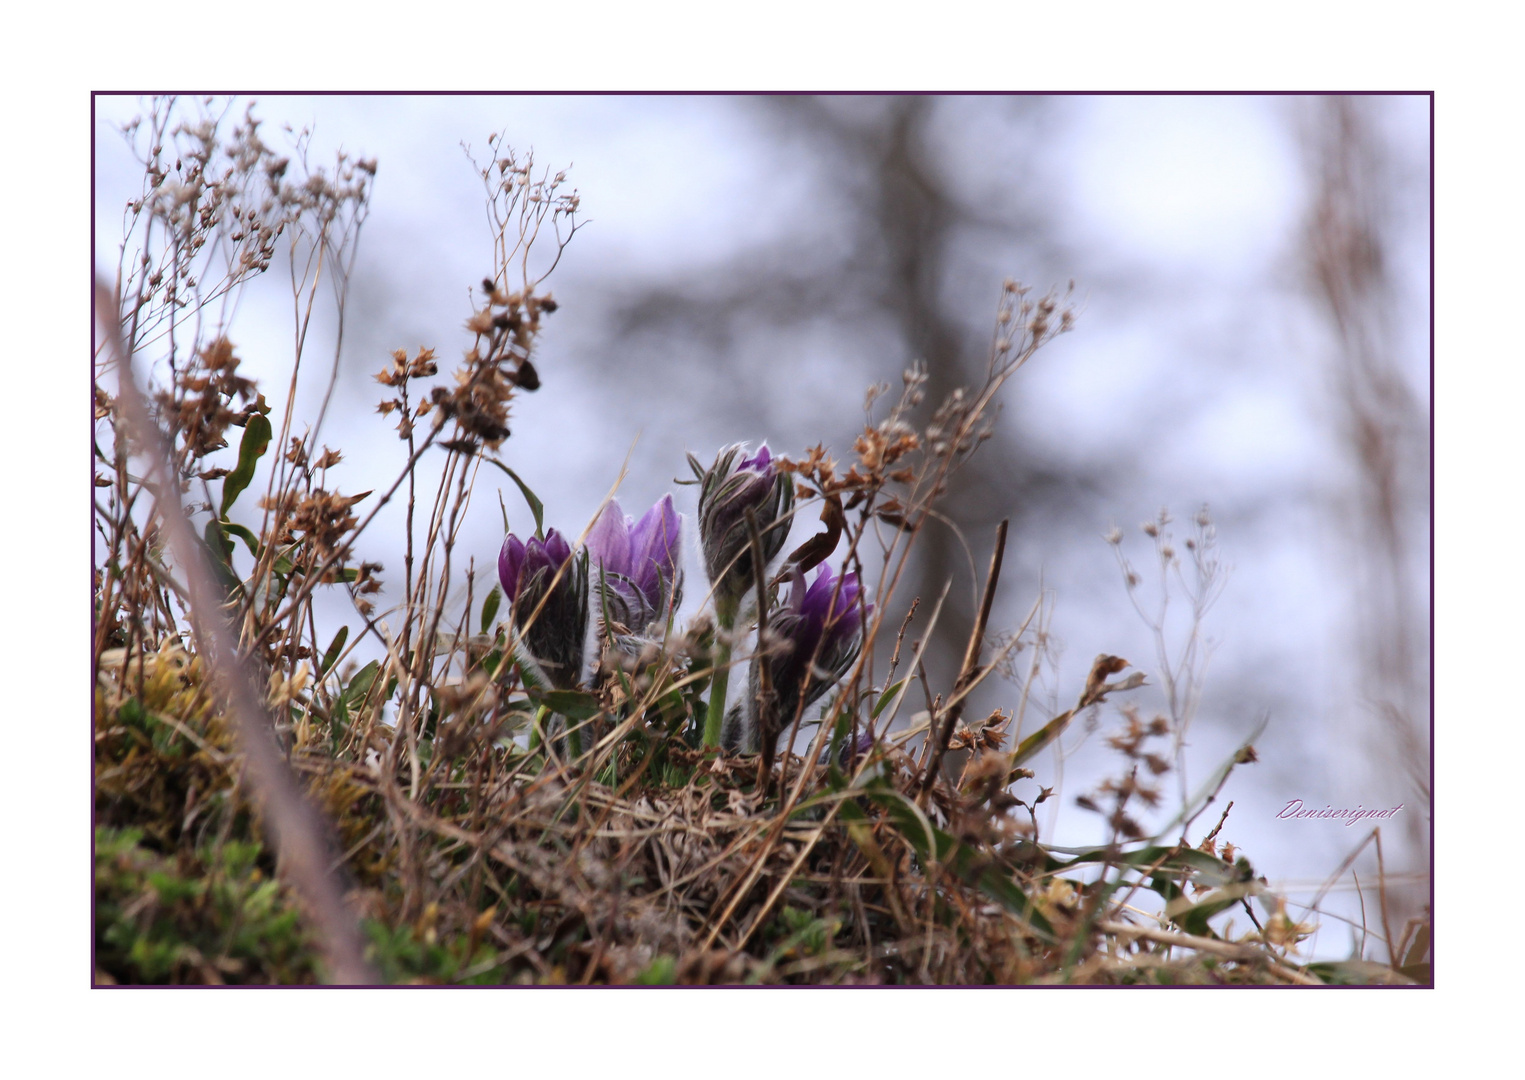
{"left": 786, "top": 566, "right": 810, "bottom": 617}
{"left": 629, "top": 494, "right": 682, "bottom": 598}
{"left": 740, "top": 442, "right": 772, "bottom": 473}
{"left": 834, "top": 572, "right": 862, "bottom": 621}
{"left": 498, "top": 534, "right": 526, "bottom": 601}
{"left": 800, "top": 565, "right": 836, "bottom": 622}
{"left": 542, "top": 528, "right": 573, "bottom": 567}
{"left": 798, "top": 567, "right": 870, "bottom": 639}
{"left": 655, "top": 494, "right": 682, "bottom": 572}
{"left": 627, "top": 500, "right": 660, "bottom": 565}
{"left": 587, "top": 500, "right": 633, "bottom": 576}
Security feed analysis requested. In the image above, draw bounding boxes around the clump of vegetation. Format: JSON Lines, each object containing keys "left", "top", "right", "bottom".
{"left": 93, "top": 97, "right": 1425, "bottom": 986}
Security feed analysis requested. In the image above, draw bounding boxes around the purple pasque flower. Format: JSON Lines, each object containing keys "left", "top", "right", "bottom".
{"left": 585, "top": 494, "right": 683, "bottom": 634}
{"left": 773, "top": 564, "right": 871, "bottom": 703}
{"left": 498, "top": 527, "right": 573, "bottom": 605}
{"left": 819, "top": 726, "right": 877, "bottom": 769}
{"left": 724, "top": 565, "right": 873, "bottom": 752}
{"left": 498, "top": 527, "right": 589, "bottom": 689}
{"left": 691, "top": 442, "right": 794, "bottom": 608}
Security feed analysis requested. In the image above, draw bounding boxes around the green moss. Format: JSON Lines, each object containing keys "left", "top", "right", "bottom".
{"left": 94, "top": 826, "right": 317, "bottom": 984}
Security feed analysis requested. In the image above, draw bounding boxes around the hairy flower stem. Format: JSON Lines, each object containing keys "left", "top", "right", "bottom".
{"left": 703, "top": 593, "right": 740, "bottom": 748}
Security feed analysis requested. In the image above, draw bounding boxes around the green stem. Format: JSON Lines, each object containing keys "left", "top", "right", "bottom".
{"left": 704, "top": 643, "right": 732, "bottom": 749}
{"left": 703, "top": 593, "right": 739, "bottom": 749}
{"left": 528, "top": 705, "right": 549, "bottom": 755}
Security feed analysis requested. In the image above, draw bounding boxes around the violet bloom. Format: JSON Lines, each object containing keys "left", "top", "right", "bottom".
{"left": 585, "top": 494, "right": 683, "bottom": 634}
{"left": 691, "top": 442, "right": 794, "bottom": 609}
{"left": 723, "top": 565, "right": 873, "bottom": 752}
{"left": 498, "top": 527, "right": 589, "bottom": 689}
{"left": 821, "top": 727, "right": 877, "bottom": 769}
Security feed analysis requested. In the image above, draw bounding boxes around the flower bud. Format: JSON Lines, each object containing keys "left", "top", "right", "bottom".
{"left": 498, "top": 527, "right": 589, "bottom": 689}
{"left": 694, "top": 443, "right": 793, "bottom": 609}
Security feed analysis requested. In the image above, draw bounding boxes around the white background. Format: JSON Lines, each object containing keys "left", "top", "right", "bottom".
{"left": 4, "top": 0, "right": 1512, "bottom": 1072}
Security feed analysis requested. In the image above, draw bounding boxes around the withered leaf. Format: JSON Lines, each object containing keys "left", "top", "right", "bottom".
{"left": 785, "top": 495, "right": 845, "bottom": 573}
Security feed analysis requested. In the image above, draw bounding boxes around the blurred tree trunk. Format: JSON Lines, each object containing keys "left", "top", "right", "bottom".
{"left": 779, "top": 96, "right": 977, "bottom": 686}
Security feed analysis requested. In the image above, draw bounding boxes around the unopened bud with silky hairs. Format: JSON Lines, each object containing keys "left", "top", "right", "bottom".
{"left": 498, "top": 527, "right": 589, "bottom": 689}
{"left": 691, "top": 443, "right": 794, "bottom": 609}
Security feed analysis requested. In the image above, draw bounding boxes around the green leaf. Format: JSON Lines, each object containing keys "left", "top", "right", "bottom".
{"left": 1011, "top": 706, "right": 1078, "bottom": 768}
{"left": 1043, "top": 843, "right": 1257, "bottom": 929}
{"left": 220, "top": 413, "right": 273, "bottom": 517}
{"left": 342, "top": 660, "right": 381, "bottom": 707}
{"left": 332, "top": 659, "right": 382, "bottom": 741}
{"left": 200, "top": 521, "right": 243, "bottom": 597}
{"left": 483, "top": 458, "right": 544, "bottom": 539}
{"left": 482, "top": 629, "right": 512, "bottom": 680}
{"left": 480, "top": 585, "right": 503, "bottom": 636}
{"left": 515, "top": 658, "right": 548, "bottom": 693}
{"left": 1050, "top": 843, "right": 1249, "bottom": 881}
{"left": 319, "top": 626, "right": 349, "bottom": 679}
{"left": 529, "top": 688, "right": 602, "bottom": 721}
{"left": 203, "top": 520, "right": 235, "bottom": 566}
{"left": 872, "top": 679, "right": 909, "bottom": 719}
{"left": 860, "top": 781, "right": 941, "bottom": 862}
{"left": 1165, "top": 882, "right": 1258, "bottom": 937}
{"left": 221, "top": 521, "right": 263, "bottom": 557}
